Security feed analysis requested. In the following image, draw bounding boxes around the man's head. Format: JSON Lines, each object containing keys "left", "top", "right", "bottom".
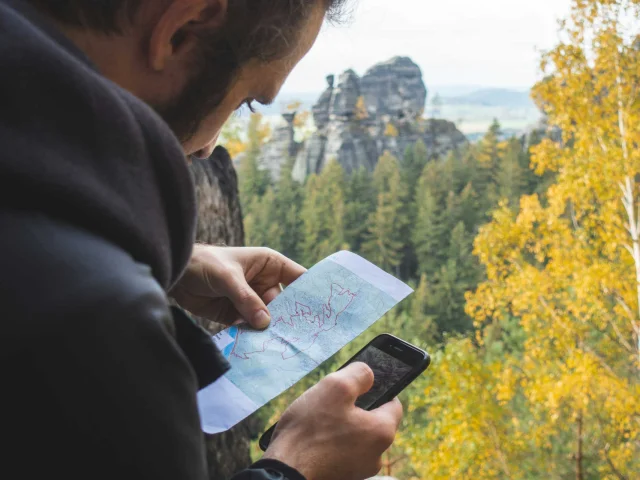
{"left": 29, "top": 0, "right": 347, "bottom": 157}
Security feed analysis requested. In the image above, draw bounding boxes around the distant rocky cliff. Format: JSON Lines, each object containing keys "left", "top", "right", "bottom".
{"left": 258, "top": 56, "right": 467, "bottom": 182}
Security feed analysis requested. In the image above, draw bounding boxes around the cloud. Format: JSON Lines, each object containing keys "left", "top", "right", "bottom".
{"left": 282, "top": 0, "right": 572, "bottom": 94}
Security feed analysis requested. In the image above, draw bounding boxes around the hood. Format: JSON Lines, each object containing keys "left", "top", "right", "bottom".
{"left": 0, "top": 0, "right": 196, "bottom": 289}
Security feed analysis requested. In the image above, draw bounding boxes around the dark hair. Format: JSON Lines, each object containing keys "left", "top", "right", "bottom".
{"left": 28, "top": 1, "right": 347, "bottom": 37}
{"left": 28, "top": 0, "right": 142, "bottom": 33}
{"left": 161, "top": 0, "right": 350, "bottom": 141}
{"left": 29, "top": 0, "right": 348, "bottom": 141}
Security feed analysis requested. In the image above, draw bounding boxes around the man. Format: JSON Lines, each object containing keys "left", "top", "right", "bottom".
{"left": 0, "top": 1, "right": 403, "bottom": 479}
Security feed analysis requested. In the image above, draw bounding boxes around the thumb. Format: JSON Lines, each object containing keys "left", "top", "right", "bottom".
{"left": 226, "top": 274, "right": 271, "bottom": 329}
{"left": 326, "top": 362, "right": 375, "bottom": 403}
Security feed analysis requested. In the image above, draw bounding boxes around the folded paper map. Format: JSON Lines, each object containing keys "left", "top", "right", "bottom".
{"left": 197, "top": 251, "right": 413, "bottom": 434}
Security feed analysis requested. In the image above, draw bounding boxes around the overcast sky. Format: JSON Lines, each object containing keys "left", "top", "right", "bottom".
{"left": 280, "top": 0, "right": 573, "bottom": 94}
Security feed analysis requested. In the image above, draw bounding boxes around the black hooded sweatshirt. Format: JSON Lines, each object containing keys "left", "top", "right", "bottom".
{"left": 0, "top": 1, "right": 304, "bottom": 479}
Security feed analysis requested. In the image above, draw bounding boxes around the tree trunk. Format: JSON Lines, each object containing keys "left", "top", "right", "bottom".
{"left": 191, "top": 147, "right": 245, "bottom": 249}
{"left": 620, "top": 177, "right": 640, "bottom": 364}
{"left": 190, "top": 146, "right": 261, "bottom": 479}
{"left": 576, "top": 412, "right": 584, "bottom": 480}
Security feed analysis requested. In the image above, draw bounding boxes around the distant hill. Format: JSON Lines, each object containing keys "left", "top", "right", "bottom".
{"left": 465, "top": 128, "right": 522, "bottom": 142}
{"left": 256, "top": 92, "right": 318, "bottom": 117}
{"left": 258, "top": 87, "right": 536, "bottom": 117}
{"left": 256, "top": 86, "right": 542, "bottom": 140}
{"left": 442, "top": 88, "right": 535, "bottom": 109}
{"left": 429, "top": 84, "right": 487, "bottom": 97}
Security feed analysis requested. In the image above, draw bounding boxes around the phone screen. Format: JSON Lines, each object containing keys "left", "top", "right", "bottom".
{"left": 259, "top": 335, "right": 429, "bottom": 451}
{"left": 350, "top": 345, "right": 414, "bottom": 409}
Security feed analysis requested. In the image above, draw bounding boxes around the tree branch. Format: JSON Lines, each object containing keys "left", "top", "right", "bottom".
{"left": 611, "top": 293, "right": 638, "bottom": 354}
{"left": 604, "top": 443, "right": 628, "bottom": 480}
{"left": 538, "top": 295, "right": 618, "bottom": 378}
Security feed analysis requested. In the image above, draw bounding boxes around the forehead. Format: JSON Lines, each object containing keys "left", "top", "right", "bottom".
{"left": 241, "top": 5, "right": 326, "bottom": 101}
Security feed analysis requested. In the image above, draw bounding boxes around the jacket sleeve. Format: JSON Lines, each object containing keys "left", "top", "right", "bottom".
{"left": 0, "top": 212, "right": 307, "bottom": 480}
{"left": 1, "top": 212, "right": 210, "bottom": 480}
{"left": 170, "top": 305, "right": 231, "bottom": 390}
{"left": 230, "top": 460, "right": 306, "bottom": 480}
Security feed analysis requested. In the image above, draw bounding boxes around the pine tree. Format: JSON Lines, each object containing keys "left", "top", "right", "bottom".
{"left": 399, "top": 140, "right": 431, "bottom": 279}
{"left": 409, "top": 273, "right": 438, "bottom": 343}
{"left": 238, "top": 113, "right": 271, "bottom": 203}
{"left": 344, "top": 167, "right": 376, "bottom": 255}
{"left": 272, "top": 157, "right": 303, "bottom": 260}
{"left": 362, "top": 152, "right": 408, "bottom": 274}
{"left": 301, "top": 161, "right": 348, "bottom": 266}
{"left": 429, "top": 222, "right": 475, "bottom": 333}
{"left": 457, "top": 182, "right": 480, "bottom": 231}
{"left": 401, "top": 140, "right": 429, "bottom": 201}
{"left": 475, "top": 119, "right": 503, "bottom": 208}
{"left": 413, "top": 166, "right": 443, "bottom": 277}
{"left": 447, "top": 221, "right": 476, "bottom": 288}
{"left": 451, "top": 147, "right": 476, "bottom": 194}
{"left": 496, "top": 137, "right": 526, "bottom": 207}
{"left": 477, "top": 119, "right": 502, "bottom": 164}
{"left": 244, "top": 188, "right": 278, "bottom": 247}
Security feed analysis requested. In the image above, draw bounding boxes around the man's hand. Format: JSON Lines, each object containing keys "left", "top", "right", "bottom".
{"left": 264, "top": 363, "right": 403, "bottom": 480}
{"left": 170, "top": 246, "right": 306, "bottom": 329}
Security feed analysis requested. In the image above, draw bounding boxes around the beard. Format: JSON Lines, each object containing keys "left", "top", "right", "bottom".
{"left": 152, "top": 43, "right": 238, "bottom": 148}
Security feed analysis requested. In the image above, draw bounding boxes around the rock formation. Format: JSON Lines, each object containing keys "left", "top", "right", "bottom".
{"left": 312, "top": 74, "right": 335, "bottom": 129}
{"left": 329, "top": 69, "right": 362, "bottom": 119}
{"left": 256, "top": 113, "right": 298, "bottom": 181}
{"left": 190, "top": 146, "right": 258, "bottom": 480}
{"left": 360, "top": 56, "right": 427, "bottom": 119}
{"left": 258, "top": 56, "right": 467, "bottom": 182}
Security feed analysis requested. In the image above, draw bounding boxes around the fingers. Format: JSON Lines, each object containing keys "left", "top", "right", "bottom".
{"left": 273, "top": 253, "right": 306, "bottom": 286}
{"left": 370, "top": 397, "right": 403, "bottom": 430}
{"left": 359, "top": 398, "right": 402, "bottom": 450}
{"left": 223, "top": 273, "right": 271, "bottom": 329}
{"left": 262, "top": 285, "right": 283, "bottom": 305}
{"left": 323, "top": 362, "right": 375, "bottom": 403}
{"left": 187, "top": 246, "right": 305, "bottom": 329}
{"left": 239, "top": 248, "right": 306, "bottom": 287}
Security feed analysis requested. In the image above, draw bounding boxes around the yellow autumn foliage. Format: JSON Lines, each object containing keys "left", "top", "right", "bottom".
{"left": 403, "top": 1, "right": 640, "bottom": 478}
{"left": 220, "top": 113, "right": 271, "bottom": 158}
{"left": 354, "top": 96, "right": 369, "bottom": 120}
{"left": 384, "top": 122, "right": 399, "bottom": 137}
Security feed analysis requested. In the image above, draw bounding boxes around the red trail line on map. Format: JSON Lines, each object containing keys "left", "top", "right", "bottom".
{"left": 230, "top": 283, "right": 357, "bottom": 361}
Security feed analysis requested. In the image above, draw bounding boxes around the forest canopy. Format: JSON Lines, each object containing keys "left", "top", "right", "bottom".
{"left": 233, "top": 1, "right": 640, "bottom": 477}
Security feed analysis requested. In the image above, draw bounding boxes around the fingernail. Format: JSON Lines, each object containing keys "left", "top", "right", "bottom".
{"left": 253, "top": 310, "right": 271, "bottom": 329}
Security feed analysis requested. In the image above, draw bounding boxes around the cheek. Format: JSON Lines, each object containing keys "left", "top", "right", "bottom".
{"left": 181, "top": 80, "right": 248, "bottom": 155}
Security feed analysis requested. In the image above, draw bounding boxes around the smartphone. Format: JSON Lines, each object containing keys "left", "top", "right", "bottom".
{"left": 259, "top": 334, "right": 430, "bottom": 451}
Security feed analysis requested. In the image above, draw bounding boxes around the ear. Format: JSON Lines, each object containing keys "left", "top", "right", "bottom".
{"left": 148, "top": 0, "right": 229, "bottom": 71}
